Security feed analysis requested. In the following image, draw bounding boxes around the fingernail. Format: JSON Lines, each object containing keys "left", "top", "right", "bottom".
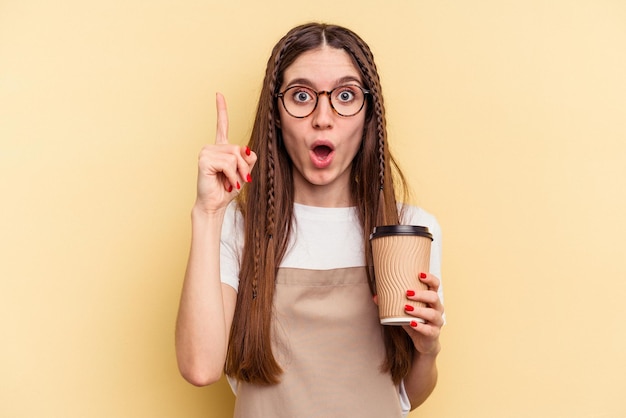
{"left": 405, "top": 304, "right": 414, "bottom": 312}
{"left": 406, "top": 290, "right": 415, "bottom": 297}
{"left": 246, "top": 173, "right": 252, "bottom": 183}
{"left": 410, "top": 321, "right": 418, "bottom": 327}
{"left": 245, "top": 146, "right": 251, "bottom": 156}
{"left": 419, "top": 272, "right": 427, "bottom": 279}
{"left": 236, "top": 181, "right": 241, "bottom": 190}
{"left": 227, "top": 185, "right": 233, "bottom": 193}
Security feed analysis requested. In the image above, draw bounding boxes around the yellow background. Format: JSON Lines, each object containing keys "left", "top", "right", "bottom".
{"left": 2, "top": 1, "right": 625, "bottom": 417}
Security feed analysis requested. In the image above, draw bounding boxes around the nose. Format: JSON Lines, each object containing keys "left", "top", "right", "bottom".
{"left": 311, "top": 92, "right": 334, "bottom": 128}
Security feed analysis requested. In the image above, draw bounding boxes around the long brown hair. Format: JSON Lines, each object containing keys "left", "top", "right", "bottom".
{"left": 224, "top": 22, "right": 413, "bottom": 385}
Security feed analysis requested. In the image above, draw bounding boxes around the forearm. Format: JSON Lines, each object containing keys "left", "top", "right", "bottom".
{"left": 175, "top": 206, "right": 234, "bottom": 386}
{"left": 403, "top": 349, "right": 439, "bottom": 410}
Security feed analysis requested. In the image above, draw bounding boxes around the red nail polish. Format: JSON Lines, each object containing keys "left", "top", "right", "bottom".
{"left": 419, "top": 272, "right": 427, "bottom": 279}
{"left": 245, "top": 146, "right": 251, "bottom": 156}
{"left": 405, "top": 304, "right": 414, "bottom": 312}
{"left": 246, "top": 173, "right": 252, "bottom": 182}
{"left": 410, "top": 321, "right": 418, "bottom": 327}
{"left": 406, "top": 290, "right": 415, "bottom": 297}
{"left": 227, "top": 185, "right": 233, "bottom": 193}
{"left": 236, "top": 181, "right": 241, "bottom": 190}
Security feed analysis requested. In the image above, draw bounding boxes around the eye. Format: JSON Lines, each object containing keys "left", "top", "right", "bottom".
{"left": 334, "top": 86, "right": 358, "bottom": 103}
{"left": 290, "top": 87, "right": 315, "bottom": 104}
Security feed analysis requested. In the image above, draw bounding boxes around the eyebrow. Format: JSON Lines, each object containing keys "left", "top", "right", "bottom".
{"left": 284, "top": 76, "right": 363, "bottom": 89}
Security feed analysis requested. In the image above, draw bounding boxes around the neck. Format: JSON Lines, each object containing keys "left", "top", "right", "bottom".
{"left": 293, "top": 175, "right": 353, "bottom": 208}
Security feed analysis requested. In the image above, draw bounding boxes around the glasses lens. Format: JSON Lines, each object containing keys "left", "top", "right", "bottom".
{"left": 281, "top": 85, "right": 367, "bottom": 118}
{"left": 282, "top": 86, "right": 317, "bottom": 118}
{"left": 330, "top": 85, "right": 366, "bottom": 116}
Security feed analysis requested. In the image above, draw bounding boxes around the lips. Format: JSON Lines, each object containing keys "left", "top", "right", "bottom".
{"left": 310, "top": 140, "right": 335, "bottom": 169}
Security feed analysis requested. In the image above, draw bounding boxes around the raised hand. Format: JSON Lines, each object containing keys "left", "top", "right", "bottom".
{"left": 195, "top": 93, "right": 257, "bottom": 214}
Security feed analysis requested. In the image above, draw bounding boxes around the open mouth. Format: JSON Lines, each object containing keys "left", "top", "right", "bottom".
{"left": 312, "top": 145, "right": 333, "bottom": 160}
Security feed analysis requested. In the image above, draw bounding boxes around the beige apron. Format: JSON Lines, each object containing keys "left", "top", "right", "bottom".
{"left": 233, "top": 267, "right": 403, "bottom": 418}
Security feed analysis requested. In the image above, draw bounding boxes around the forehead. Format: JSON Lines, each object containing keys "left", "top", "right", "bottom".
{"left": 282, "top": 46, "right": 362, "bottom": 87}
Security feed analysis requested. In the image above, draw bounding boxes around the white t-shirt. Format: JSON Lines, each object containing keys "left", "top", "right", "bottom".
{"left": 220, "top": 202, "right": 443, "bottom": 417}
{"left": 220, "top": 202, "right": 443, "bottom": 300}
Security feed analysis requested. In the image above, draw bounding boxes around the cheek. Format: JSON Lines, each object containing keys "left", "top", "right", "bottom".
{"left": 278, "top": 106, "right": 300, "bottom": 134}
{"left": 277, "top": 118, "right": 301, "bottom": 157}
{"left": 349, "top": 118, "right": 366, "bottom": 145}
{"left": 347, "top": 119, "right": 367, "bottom": 159}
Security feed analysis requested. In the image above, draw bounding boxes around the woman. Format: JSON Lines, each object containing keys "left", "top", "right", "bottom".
{"left": 175, "top": 22, "right": 444, "bottom": 417}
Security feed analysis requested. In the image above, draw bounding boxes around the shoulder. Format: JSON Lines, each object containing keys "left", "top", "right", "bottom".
{"left": 222, "top": 200, "right": 244, "bottom": 236}
{"left": 220, "top": 201, "right": 245, "bottom": 258}
{"left": 219, "top": 201, "right": 245, "bottom": 291}
{"left": 399, "top": 203, "right": 442, "bottom": 250}
{"left": 399, "top": 204, "right": 440, "bottom": 234}
{"left": 224, "top": 199, "right": 243, "bottom": 222}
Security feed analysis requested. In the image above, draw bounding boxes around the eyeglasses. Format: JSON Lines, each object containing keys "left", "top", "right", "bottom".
{"left": 277, "top": 84, "right": 370, "bottom": 118}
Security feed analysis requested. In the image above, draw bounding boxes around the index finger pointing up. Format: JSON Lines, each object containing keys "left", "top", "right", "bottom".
{"left": 215, "top": 92, "right": 229, "bottom": 145}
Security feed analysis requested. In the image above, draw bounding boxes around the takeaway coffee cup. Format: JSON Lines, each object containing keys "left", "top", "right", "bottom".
{"left": 370, "top": 225, "right": 433, "bottom": 325}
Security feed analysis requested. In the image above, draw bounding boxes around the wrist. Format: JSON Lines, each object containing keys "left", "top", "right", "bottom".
{"left": 416, "top": 342, "right": 441, "bottom": 358}
{"left": 190, "top": 204, "right": 228, "bottom": 239}
{"left": 411, "top": 334, "right": 441, "bottom": 358}
{"left": 191, "top": 201, "right": 227, "bottom": 220}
